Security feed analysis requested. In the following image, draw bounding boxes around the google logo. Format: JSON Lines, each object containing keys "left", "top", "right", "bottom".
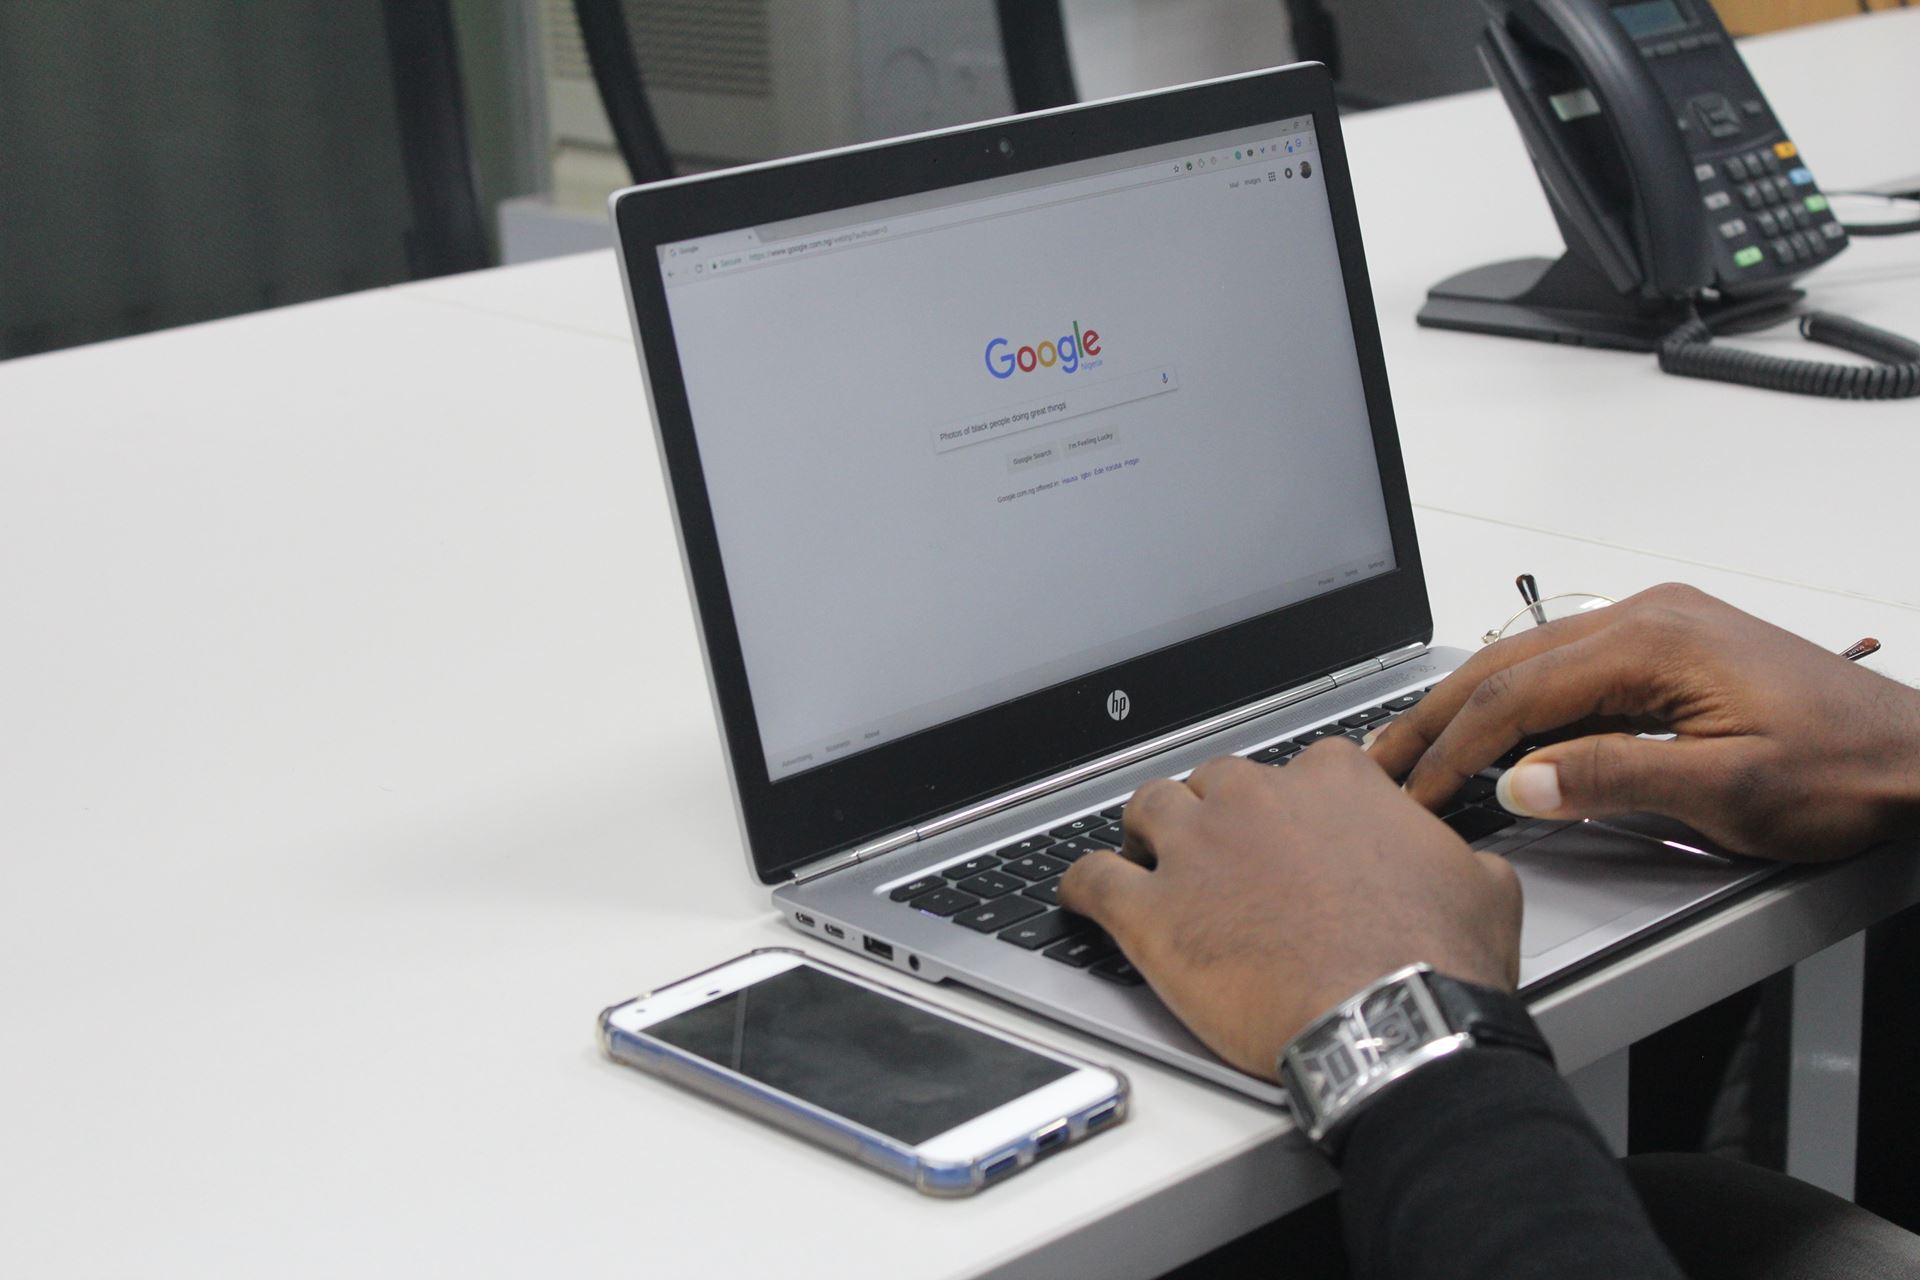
{"left": 984, "top": 321, "right": 1101, "bottom": 378}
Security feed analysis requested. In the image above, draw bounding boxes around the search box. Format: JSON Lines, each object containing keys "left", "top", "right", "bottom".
{"left": 933, "top": 367, "right": 1179, "bottom": 455}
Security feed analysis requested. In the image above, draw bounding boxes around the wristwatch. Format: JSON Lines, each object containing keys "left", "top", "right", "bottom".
{"left": 1276, "top": 963, "right": 1554, "bottom": 1157}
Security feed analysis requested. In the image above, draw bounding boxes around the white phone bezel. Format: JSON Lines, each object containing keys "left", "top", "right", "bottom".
{"left": 604, "top": 949, "right": 1123, "bottom": 1167}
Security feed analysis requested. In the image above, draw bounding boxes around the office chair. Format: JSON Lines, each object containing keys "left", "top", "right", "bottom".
{"left": 1285, "top": 0, "right": 1490, "bottom": 110}
{"left": 570, "top": 0, "right": 676, "bottom": 185}
{"left": 995, "top": 0, "right": 1080, "bottom": 112}
{"left": 0, "top": 0, "right": 488, "bottom": 360}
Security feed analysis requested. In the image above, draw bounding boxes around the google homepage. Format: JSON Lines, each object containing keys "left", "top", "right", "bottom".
{"left": 662, "top": 121, "right": 1395, "bottom": 781}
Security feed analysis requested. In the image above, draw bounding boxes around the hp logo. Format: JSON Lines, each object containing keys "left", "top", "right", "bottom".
{"left": 1105, "top": 689, "right": 1131, "bottom": 722}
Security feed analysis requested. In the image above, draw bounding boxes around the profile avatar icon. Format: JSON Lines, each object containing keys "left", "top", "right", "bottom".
{"left": 1301, "top": 160, "right": 1313, "bottom": 179}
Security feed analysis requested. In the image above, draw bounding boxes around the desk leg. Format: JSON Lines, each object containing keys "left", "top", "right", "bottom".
{"left": 1566, "top": 1048, "right": 1629, "bottom": 1156}
{"left": 1786, "top": 932, "right": 1865, "bottom": 1201}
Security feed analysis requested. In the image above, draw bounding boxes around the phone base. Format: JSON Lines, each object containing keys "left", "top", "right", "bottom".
{"left": 1418, "top": 254, "right": 1797, "bottom": 354}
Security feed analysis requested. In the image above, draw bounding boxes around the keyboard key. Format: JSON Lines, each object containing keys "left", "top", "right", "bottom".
{"left": 1048, "top": 816, "right": 1102, "bottom": 840}
{"left": 956, "top": 869, "right": 1024, "bottom": 899}
{"left": 910, "top": 887, "right": 980, "bottom": 917}
{"left": 1044, "top": 933, "right": 1118, "bottom": 968}
{"left": 1048, "top": 838, "right": 1103, "bottom": 863}
{"left": 1293, "top": 725, "right": 1346, "bottom": 745}
{"left": 954, "top": 897, "right": 1045, "bottom": 932}
{"left": 1099, "top": 805, "right": 1126, "bottom": 821}
{"left": 1442, "top": 806, "right": 1518, "bottom": 844}
{"left": 1383, "top": 691, "right": 1426, "bottom": 712}
{"left": 1248, "top": 742, "right": 1301, "bottom": 765}
{"left": 1023, "top": 877, "right": 1062, "bottom": 906}
{"left": 940, "top": 854, "right": 1000, "bottom": 880}
{"left": 889, "top": 875, "right": 944, "bottom": 902}
{"left": 1083, "top": 824, "right": 1124, "bottom": 849}
{"left": 1090, "top": 955, "right": 1146, "bottom": 986}
{"left": 1340, "top": 707, "right": 1390, "bottom": 728}
{"left": 1004, "top": 852, "right": 1070, "bottom": 881}
{"left": 999, "top": 910, "right": 1086, "bottom": 950}
{"left": 1452, "top": 774, "right": 1498, "bottom": 807}
{"left": 995, "top": 835, "right": 1056, "bottom": 858}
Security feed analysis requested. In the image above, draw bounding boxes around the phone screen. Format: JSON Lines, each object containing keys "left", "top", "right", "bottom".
{"left": 643, "top": 965, "right": 1074, "bottom": 1145}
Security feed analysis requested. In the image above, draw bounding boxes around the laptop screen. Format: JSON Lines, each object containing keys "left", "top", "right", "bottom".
{"left": 660, "top": 115, "right": 1397, "bottom": 786}
{"left": 657, "top": 116, "right": 1395, "bottom": 783}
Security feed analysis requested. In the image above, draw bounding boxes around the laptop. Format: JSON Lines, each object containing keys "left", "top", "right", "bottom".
{"left": 608, "top": 62, "right": 1770, "bottom": 1103}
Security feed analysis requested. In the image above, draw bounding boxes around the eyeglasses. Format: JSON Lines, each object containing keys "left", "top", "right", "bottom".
{"left": 1482, "top": 573, "right": 1614, "bottom": 646}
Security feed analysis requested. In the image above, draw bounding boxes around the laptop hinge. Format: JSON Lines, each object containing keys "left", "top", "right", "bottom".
{"left": 790, "top": 829, "right": 919, "bottom": 886}
{"left": 788, "top": 641, "right": 1430, "bottom": 885}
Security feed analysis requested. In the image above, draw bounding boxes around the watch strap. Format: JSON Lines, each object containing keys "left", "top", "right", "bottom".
{"left": 1426, "top": 971, "right": 1556, "bottom": 1067}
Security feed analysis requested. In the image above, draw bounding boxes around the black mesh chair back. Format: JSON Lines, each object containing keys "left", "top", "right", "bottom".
{"left": 995, "top": 0, "right": 1079, "bottom": 113}
{"left": 0, "top": 0, "right": 488, "bottom": 360}
{"left": 570, "top": 0, "right": 676, "bottom": 185}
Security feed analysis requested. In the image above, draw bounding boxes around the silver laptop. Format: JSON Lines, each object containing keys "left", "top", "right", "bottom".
{"left": 609, "top": 63, "right": 1770, "bottom": 1103}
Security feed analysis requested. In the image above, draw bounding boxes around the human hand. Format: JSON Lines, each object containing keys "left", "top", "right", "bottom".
{"left": 1368, "top": 583, "right": 1920, "bottom": 863}
{"left": 1057, "top": 745, "right": 1520, "bottom": 1081}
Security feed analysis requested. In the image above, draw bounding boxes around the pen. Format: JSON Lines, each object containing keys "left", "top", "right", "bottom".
{"left": 1841, "top": 637, "right": 1881, "bottom": 662}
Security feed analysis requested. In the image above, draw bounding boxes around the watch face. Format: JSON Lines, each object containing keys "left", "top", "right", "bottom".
{"left": 1360, "top": 982, "right": 1440, "bottom": 1054}
{"left": 1299, "top": 1037, "right": 1363, "bottom": 1096}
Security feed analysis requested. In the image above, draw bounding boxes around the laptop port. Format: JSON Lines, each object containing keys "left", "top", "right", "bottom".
{"left": 863, "top": 936, "right": 894, "bottom": 961}
{"left": 983, "top": 1152, "right": 1020, "bottom": 1182}
{"left": 1032, "top": 1121, "right": 1069, "bottom": 1156}
{"left": 823, "top": 923, "right": 846, "bottom": 940}
{"left": 794, "top": 912, "right": 815, "bottom": 928}
{"left": 1085, "top": 1102, "right": 1120, "bottom": 1131}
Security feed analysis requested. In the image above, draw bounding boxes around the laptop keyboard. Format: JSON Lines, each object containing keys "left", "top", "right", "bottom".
{"left": 882, "top": 685, "right": 1523, "bottom": 986}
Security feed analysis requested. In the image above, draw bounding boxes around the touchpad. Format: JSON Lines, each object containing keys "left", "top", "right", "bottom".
{"left": 1510, "top": 816, "right": 1754, "bottom": 959}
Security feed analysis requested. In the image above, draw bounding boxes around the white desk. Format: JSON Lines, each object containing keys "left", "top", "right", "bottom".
{"left": 5, "top": 13, "right": 1919, "bottom": 1278}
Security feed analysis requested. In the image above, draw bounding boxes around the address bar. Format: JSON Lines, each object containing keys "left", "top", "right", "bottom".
{"left": 707, "top": 133, "right": 1319, "bottom": 276}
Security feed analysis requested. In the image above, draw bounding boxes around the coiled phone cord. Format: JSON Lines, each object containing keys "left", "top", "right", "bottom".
{"left": 1657, "top": 306, "right": 1920, "bottom": 399}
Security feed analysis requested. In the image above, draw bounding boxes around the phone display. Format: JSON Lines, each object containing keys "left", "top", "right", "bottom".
{"left": 600, "top": 950, "right": 1126, "bottom": 1195}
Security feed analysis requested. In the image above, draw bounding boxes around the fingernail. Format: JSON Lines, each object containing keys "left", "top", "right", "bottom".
{"left": 1497, "top": 762, "right": 1561, "bottom": 816}
{"left": 1360, "top": 725, "right": 1383, "bottom": 751}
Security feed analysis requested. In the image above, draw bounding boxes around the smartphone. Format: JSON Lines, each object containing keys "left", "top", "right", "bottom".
{"left": 598, "top": 948, "right": 1128, "bottom": 1195}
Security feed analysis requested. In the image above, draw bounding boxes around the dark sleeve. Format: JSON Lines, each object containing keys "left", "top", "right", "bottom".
{"left": 1335, "top": 1048, "right": 1684, "bottom": 1280}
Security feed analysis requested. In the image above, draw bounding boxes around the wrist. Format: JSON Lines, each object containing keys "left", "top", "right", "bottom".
{"left": 1277, "top": 964, "right": 1552, "bottom": 1158}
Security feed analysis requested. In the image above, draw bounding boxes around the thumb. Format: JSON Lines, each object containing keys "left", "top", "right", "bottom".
{"left": 1495, "top": 733, "right": 1717, "bottom": 822}
{"left": 1058, "top": 849, "right": 1150, "bottom": 943}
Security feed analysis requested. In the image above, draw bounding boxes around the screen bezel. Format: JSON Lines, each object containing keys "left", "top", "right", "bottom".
{"left": 613, "top": 63, "right": 1430, "bottom": 884}
{"left": 605, "top": 950, "right": 1121, "bottom": 1161}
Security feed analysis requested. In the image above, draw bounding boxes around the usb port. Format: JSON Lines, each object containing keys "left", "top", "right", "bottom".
{"left": 863, "top": 936, "right": 894, "bottom": 961}
{"left": 1032, "top": 1121, "right": 1069, "bottom": 1156}
{"left": 823, "top": 923, "right": 846, "bottom": 940}
{"left": 1085, "top": 1102, "right": 1120, "bottom": 1131}
{"left": 983, "top": 1152, "right": 1020, "bottom": 1181}
{"left": 794, "top": 912, "right": 815, "bottom": 928}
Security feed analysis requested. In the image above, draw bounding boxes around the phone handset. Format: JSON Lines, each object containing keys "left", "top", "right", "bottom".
{"left": 1421, "top": 0, "right": 1920, "bottom": 397}
{"left": 1493, "top": 0, "right": 1714, "bottom": 299}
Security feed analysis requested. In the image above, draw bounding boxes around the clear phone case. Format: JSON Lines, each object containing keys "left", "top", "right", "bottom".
{"left": 597, "top": 948, "right": 1128, "bottom": 1196}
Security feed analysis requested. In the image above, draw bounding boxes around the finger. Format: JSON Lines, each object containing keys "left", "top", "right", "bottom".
{"left": 1183, "top": 753, "right": 1260, "bottom": 799}
{"left": 1403, "top": 631, "right": 1654, "bottom": 812}
{"left": 1368, "top": 605, "right": 1623, "bottom": 782}
{"left": 1058, "top": 850, "right": 1153, "bottom": 944}
{"left": 1121, "top": 775, "right": 1201, "bottom": 864}
{"left": 1492, "top": 732, "right": 1730, "bottom": 824}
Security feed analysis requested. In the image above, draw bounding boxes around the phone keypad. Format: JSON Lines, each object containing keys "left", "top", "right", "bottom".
{"left": 1695, "top": 137, "right": 1843, "bottom": 274}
